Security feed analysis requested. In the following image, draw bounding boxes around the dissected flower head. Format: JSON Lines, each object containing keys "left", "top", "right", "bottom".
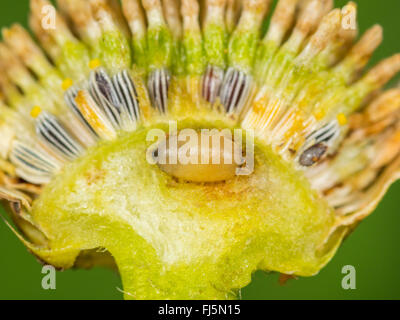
{"left": 0, "top": 0, "right": 399, "bottom": 299}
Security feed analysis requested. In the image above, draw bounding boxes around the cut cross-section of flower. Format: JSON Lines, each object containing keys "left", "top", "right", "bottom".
{"left": 0, "top": 0, "right": 399, "bottom": 300}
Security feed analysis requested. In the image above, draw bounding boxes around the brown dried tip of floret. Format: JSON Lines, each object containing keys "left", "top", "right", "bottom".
{"left": 238, "top": 0, "right": 272, "bottom": 31}
{"left": 0, "top": 43, "right": 21, "bottom": 71}
{"left": 28, "top": 14, "right": 61, "bottom": 61}
{"left": 264, "top": 0, "right": 299, "bottom": 45}
{"left": 242, "top": 0, "right": 272, "bottom": 16}
{"left": 141, "top": 0, "right": 167, "bottom": 27}
{"left": 225, "top": 0, "right": 241, "bottom": 33}
{"left": 162, "top": 0, "right": 182, "bottom": 38}
{"left": 298, "top": 0, "right": 334, "bottom": 16}
{"left": 203, "top": 0, "right": 226, "bottom": 26}
{"left": 299, "top": 0, "right": 334, "bottom": 34}
{"left": 297, "top": 9, "right": 341, "bottom": 63}
{"left": 0, "top": 43, "right": 36, "bottom": 90}
{"left": 2, "top": 25, "right": 41, "bottom": 63}
{"left": 107, "top": 0, "right": 131, "bottom": 36}
{"left": 339, "top": 1, "right": 358, "bottom": 32}
{"left": 366, "top": 89, "right": 400, "bottom": 123}
{"left": 311, "top": 9, "right": 342, "bottom": 49}
{"left": 338, "top": 25, "right": 382, "bottom": 82}
{"left": 2, "top": 25, "right": 53, "bottom": 77}
{"left": 121, "top": 0, "right": 146, "bottom": 38}
{"left": 296, "top": 0, "right": 324, "bottom": 35}
{"left": 88, "top": 0, "right": 130, "bottom": 38}
{"left": 141, "top": 0, "right": 163, "bottom": 14}
{"left": 335, "top": 153, "right": 400, "bottom": 225}
{"left": 348, "top": 89, "right": 400, "bottom": 140}
{"left": 88, "top": 0, "right": 115, "bottom": 27}
{"left": 56, "top": 0, "right": 102, "bottom": 42}
{"left": 181, "top": 0, "right": 201, "bottom": 31}
{"left": 206, "top": 0, "right": 227, "bottom": 7}
{"left": 363, "top": 54, "right": 400, "bottom": 89}
{"left": 322, "top": 2, "right": 358, "bottom": 66}
{"left": 284, "top": 0, "right": 324, "bottom": 52}
{"left": 57, "top": 0, "right": 93, "bottom": 29}
{"left": 370, "top": 124, "right": 400, "bottom": 169}
{"left": 0, "top": 71, "right": 20, "bottom": 103}
{"left": 0, "top": 75, "right": 8, "bottom": 98}
{"left": 317, "top": 85, "right": 400, "bottom": 221}
{"left": 30, "top": 0, "right": 75, "bottom": 43}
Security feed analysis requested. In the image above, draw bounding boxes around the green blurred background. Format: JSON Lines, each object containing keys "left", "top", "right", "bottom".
{"left": 0, "top": 0, "right": 399, "bottom": 300}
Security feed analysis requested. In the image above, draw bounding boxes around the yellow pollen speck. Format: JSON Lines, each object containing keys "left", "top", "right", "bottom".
{"left": 61, "top": 78, "right": 73, "bottom": 91}
{"left": 30, "top": 106, "right": 42, "bottom": 118}
{"left": 89, "top": 59, "right": 101, "bottom": 70}
{"left": 314, "top": 110, "right": 325, "bottom": 120}
{"left": 337, "top": 113, "right": 348, "bottom": 125}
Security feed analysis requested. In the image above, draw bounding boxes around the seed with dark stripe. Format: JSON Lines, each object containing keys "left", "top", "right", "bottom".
{"left": 148, "top": 68, "right": 171, "bottom": 113}
{"left": 89, "top": 68, "right": 123, "bottom": 128}
{"left": 35, "top": 112, "right": 84, "bottom": 160}
{"left": 112, "top": 70, "right": 140, "bottom": 122}
{"left": 202, "top": 65, "right": 224, "bottom": 104}
{"left": 11, "top": 141, "right": 59, "bottom": 174}
{"left": 220, "top": 67, "right": 252, "bottom": 114}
